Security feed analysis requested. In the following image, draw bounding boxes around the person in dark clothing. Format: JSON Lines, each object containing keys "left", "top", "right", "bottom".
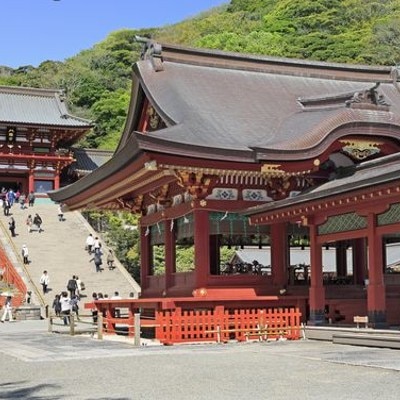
{"left": 8, "top": 217, "right": 16, "bottom": 237}
{"left": 67, "top": 275, "right": 77, "bottom": 298}
{"left": 33, "top": 213, "right": 43, "bottom": 232}
{"left": 52, "top": 294, "right": 61, "bottom": 316}
{"left": 28, "top": 191, "right": 35, "bottom": 207}
{"left": 3, "top": 199, "right": 10, "bottom": 216}
{"left": 90, "top": 252, "right": 103, "bottom": 272}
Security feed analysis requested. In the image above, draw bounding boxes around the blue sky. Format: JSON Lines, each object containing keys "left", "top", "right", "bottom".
{"left": 1, "top": 0, "right": 229, "bottom": 68}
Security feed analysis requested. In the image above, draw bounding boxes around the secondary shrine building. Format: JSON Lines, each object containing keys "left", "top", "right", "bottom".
{"left": 49, "top": 41, "right": 400, "bottom": 327}
{"left": 0, "top": 86, "right": 92, "bottom": 194}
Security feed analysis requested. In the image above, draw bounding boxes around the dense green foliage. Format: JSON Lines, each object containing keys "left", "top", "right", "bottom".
{"left": 2, "top": 0, "right": 400, "bottom": 151}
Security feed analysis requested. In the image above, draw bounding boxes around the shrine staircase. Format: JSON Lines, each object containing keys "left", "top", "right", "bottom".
{"left": 0, "top": 199, "right": 140, "bottom": 313}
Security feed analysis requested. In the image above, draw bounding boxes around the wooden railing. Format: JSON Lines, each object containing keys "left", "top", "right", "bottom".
{"left": 89, "top": 299, "right": 301, "bottom": 345}
{"left": 0, "top": 246, "right": 26, "bottom": 307}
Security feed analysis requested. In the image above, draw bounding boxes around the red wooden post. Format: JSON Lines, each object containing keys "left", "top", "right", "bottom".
{"left": 140, "top": 226, "right": 151, "bottom": 290}
{"left": 308, "top": 223, "right": 325, "bottom": 325}
{"left": 128, "top": 304, "right": 134, "bottom": 337}
{"left": 353, "top": 238, "right": 367, "bottom": 285}
{"left": 271, "top": 222, "right": 288, "bottom": 287}
{"left": 164, "top": 220, "right": 176, "bottom": 294}
{"left": 53, "top": 174, "right": 60, "bottom": 190}
{"left": 366, "top": 213, "right": 386, "bottom": 327}
{"left": 106, "top": 304, "right": 114, "bottom": 334}
{"left": 194, "top": 209, "right": 210, "bottom": 288}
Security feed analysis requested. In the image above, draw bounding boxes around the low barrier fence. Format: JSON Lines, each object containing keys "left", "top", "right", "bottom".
{"left": 0, "top": 245, "right": 26, "bottom": 307}
{"left": 90, "top": 301, "right": 301, "bottom": 345}
{"left": 155, "top": 307, "right": 301, "bottom": 344}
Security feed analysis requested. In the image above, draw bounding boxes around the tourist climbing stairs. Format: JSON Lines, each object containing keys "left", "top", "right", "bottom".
{"left": 0, "top": 199, "right": 140, "bottom": 314}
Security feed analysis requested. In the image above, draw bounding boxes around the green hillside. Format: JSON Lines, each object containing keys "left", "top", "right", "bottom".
{"left": 2, "top": 0, "right": 400, "bottom": 150}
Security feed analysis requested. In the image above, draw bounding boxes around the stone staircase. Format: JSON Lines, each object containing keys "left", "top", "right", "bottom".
{"left": 0, "top": 199, "right": 140, "bottom": 310}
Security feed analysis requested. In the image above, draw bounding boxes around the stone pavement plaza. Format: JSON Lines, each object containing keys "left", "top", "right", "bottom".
{"left": 1, "top": 320, "right": 400, "bottom": 399}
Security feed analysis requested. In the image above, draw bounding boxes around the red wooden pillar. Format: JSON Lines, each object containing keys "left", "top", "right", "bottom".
{"left": 164, "top": 220, "right": 176, "bottom": 294}
{"left": 140, "top": 226, "right": 151, "bottom": 291}
{"left": 209, "top": 235, "right": 220, "bottom": 275}
{"left": 353, "top": 238, "right": 367, "bottom": 285}
{"left": 28, "top": 171, "right": 34, "bottom": 193}
{"left": 366, "top": 213, "right": 386, "bottom": 327}
{"left": 308, "top": 223, "right": 325, "bottom": 325}
{"left": 194, "top": 209, "right": 209, "bottom": 288}
{"left": 336, "top": 241, "right": 347, "bottom": 278}
{"left": 54, "top": 174, "right": 60, "bottom": 190}
{"left": 270, "top": 222, "right": 288, "bottom": 287}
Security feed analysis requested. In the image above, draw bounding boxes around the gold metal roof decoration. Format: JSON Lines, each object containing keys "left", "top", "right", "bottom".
{"left": 339, "top": 139, "right": 382, "bottom": 160}
{"left": 260, "top": 163, "right": 285, "bottom": 177}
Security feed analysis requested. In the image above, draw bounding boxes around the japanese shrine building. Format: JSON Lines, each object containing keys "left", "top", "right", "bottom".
{"left": 49, "top": 41, "right": 400, "bottom": 326}
{"left": 0, "top": 86, "right": 93, "bottom": 194}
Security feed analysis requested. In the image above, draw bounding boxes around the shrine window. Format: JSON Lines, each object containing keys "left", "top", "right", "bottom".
{"left": 34, "top": 180, "right": 53, "bottom": 193}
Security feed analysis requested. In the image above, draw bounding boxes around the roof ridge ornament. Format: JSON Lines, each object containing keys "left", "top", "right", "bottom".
{"left": 345, "top": 82, "right": 390, "bottom": 109}
{"left": 135, "top": 35, "right": 164, "bottom": 72}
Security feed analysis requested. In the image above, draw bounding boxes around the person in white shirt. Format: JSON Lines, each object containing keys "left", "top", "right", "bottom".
{"left": 60, "top": 291, "right": 71, "bottom": 325}
{"left": 39, "top": 270, "right": 50, "bottom": 294}
{"left": 85, "top": 234, "right": 95, "bottom": 254}
{"left": 57, "top": 204, "right": 64, "bottom": 222}
{"left": 1, "top": 296, "right": 13, "bottom": 322}
{"left": 75, "top": 276, "right": 82, "bottom": 297}
{"left": 21, "top": 244, "right": 29, "bottom": 265}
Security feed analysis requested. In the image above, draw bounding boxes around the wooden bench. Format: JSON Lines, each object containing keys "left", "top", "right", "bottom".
{"left": 353, "top": 315, "right": 369, "bottom": 328}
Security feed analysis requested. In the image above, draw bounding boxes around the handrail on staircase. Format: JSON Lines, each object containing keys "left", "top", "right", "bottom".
{"left": 0, "top": 217, "right": 46, "bottom": 309}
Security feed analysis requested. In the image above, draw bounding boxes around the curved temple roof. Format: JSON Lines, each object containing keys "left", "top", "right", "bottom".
{"left": 0, "top": 86, "right": 93, "bottom": 128}
{"left": 131, "top": 43, "right": 400, "bottom": 161}
{"left": 49, "top": 43, "right": 400, "bottom": 207}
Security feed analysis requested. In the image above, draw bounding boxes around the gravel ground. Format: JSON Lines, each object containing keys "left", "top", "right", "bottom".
{"left": 1, "top": 320, "right": 400, "bottom": 399}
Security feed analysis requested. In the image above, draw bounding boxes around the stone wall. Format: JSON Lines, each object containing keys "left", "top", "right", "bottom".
{"left": 14, "top": 305, "right": 42, "bottom": 320}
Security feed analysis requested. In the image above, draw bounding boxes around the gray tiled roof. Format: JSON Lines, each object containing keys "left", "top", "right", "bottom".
{"left": 71, "top": 148, "right": 113, "bottom": 174}
{"left": 0, "top": 86, "right": 92, "bottom": 127}
{"left": 132, "top": 45, "right": 400, "bottom": 160}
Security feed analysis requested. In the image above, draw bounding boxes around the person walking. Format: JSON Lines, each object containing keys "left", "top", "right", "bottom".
{"left": 107, "top": 249, "right": 115, "bottom": 270}
{"left": 91, "top": 292, "right": 98, "bottom": 325}
{"left": 90, "top": 252, "right": 103, "bottom": 273}
{"left": 75, "top": 276, "right": 82, "bottom": 297}
{"left": 8, "top": 217, "right": 16, "bottom": 237}
{"left": 93, "top": 237, "right": 101, "bottom": 254}
{"left": 57, "top": 204, "right": 64, "bottom": 222}
{"left": 67, "top": 276, "right": 78, "bottom": 298}
{"left": 59, "top": 291, "right": 71, "bottom": 326}
{"left": 33, "top": 213, "right": 43, "bottom": 232}
{"left": 3, "top": 198, "right": 10, "bottom": 216}
{"left": 26, "top": 214, "right": 33, "bottom": 233}
{"left": 52, "top": 294, "right": 61, "bottom": 317}
{"left": 40, "top": 270, "right": 50, "bottom": 294}
{"left": 28, "top": 191, "right": 35, "bottom": 207}
{"left": 1, "top": 296, "right": 13, "bottom": 323}
{"left": 19, "top": 193, "right": 26, "bottom": 209}
{"left": 21, "top": 244, "right": 29, "bottom": 265}
{"left": 85, "top": 234, "right": 94, "bottom": 254}
{"left": 70, "top": 295, "right": 80, "bottom": 321}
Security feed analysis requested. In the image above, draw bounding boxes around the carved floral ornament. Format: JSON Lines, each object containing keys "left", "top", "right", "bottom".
{"left": 340, "top": 139, "right": 382, "bottom": 160}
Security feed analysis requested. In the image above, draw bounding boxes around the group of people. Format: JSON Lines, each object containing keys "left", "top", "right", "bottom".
{"left": 1, "top": 189, "right": 35, "bottom": 216}
{"left": 26, "top": 213, "right": 43, "bottom": 233}
{"left": 51, "top": 275, "right": 85, "bottom": 325}
{"left": 52, "top": 291, "right": 80, "bottom": 326}
{"left": 86, "top": 234, "right": 115, "bottom": 273}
